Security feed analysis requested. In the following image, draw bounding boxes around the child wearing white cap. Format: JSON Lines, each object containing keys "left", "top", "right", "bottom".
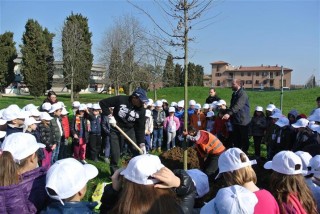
{"left": 216, "top": 148, "right": 280, "bottom": 214}
{"left": 163, "top": 107, "right": 180, "bottom": 150}
{"left": 291, "top": 118, "right": 312, "bottom": 152}
{"left": 152, "top": 100, "right": 166, "bottom": 153}
{"left": 2, "top": 105, "right": 25, "bottom": 136}
{"left": 100, "top": 154, "right": 196, "bottom": 214}
{"left": 144, "top": 109, "right": 153, "bottom": 152}
{"left": 39, "top": 112, "right": 55, "bottom": 170}
{"left": 42, "top": 158, "right": 98, "bottom": 213}
{"left": 87, "top": 104, "right": 102, "bottom": 161}
{"left": 306, "top": 155, "right": 320, "bottom": 212}
{"left": 264, "top": 151, "right": 317, "bottom": 213}
{"left": 190, "top": 104, "right": 206, "bottom": 131}
{"left": 49, "top": 103, "right": 64, "bottom": 165}
{"left": 249, "top": 106, "right": 266, "bottom": 159}
{"left": 200, "top": 185, "right": 258, "bottom": 214}
{"left": 59, "top": 107, "right": 70, "bottom": 160}
{"left": 0, "top": 133, "right": 49, "bottom": 213}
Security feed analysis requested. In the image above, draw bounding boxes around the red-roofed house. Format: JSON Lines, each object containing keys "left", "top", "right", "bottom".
{"left": 210, "top": 61, "right": 293, "bottom": 89}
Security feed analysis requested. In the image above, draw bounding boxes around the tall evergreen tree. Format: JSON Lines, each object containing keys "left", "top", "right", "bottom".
{"left": 20, "top": 19, "right": 48, "bottom": 97}
{"left": 109, "top": 46, "right": 122, "bottom": 95}
{"left": 62, "top": 13, "right": 93, "bottom": 100}
{"left": 174, "top": 63, "right": 183, "bottom": 87}
{"left": 163, "top": 54, "right": 174, "bottom": 87}
{"left": 122, "top": 45, "right": 135, "bottom": 94}
{"left": 0, "top": 32, "right": 17, "bottom": 91}
{"left": 43, "top": 28, "right": 55, "bottom": 90}
{"left": 187, "top": 62, "right": 197, "bottom": 86}
{"left": 195, "top": 64, "right": 204, "bottom": 86}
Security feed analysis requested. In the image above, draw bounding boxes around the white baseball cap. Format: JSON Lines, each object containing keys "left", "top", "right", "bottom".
{"left": 295, "top": 151, "right": 312, "bottom": 174}
{"left": 40, "top": 112, "right": 53, "bottom": 121}
{"left": 45, "top": 158, "right": 98, "bottom": 204}
{"left": 189, "top": 100, "right": 196, "bottom": 106}
{"left": 145, "top": 109, "right": 152, "bottom": 118}
{"left": 29, "top": 108, "right": 41, "bottom": 117}
{"left": 266, "top": 104, "right": 276, "bottom": 111}
{"left": 255, "top": 106, "right": 263, "bottom": 112}
{"left": 203, "top": 103, "right": 209, "bottom": 109}
{"left": 22, "top": 103, "right": 38, "bottom": 111}
{"left": 291, "top": 118, "right": 309, "bottom": 128}
{"left": 147, "top": 99, "right": 154, "bottom": 106}
{"left": 86, "top": 103, "right": 93, "bottom": 109}
{"left": 72, "top": 101, "right": 81, "bottom": 108}
{"left": 79, "top": 104, "right": 87, "bottom": 111}
{"left": 61, "top": 108, "right": 69, "bottom": 115}
{"left": 206, "top": 111, "right": 214, "bottom": 117}
{"left": 170, "top": 102, "right": 177, "bottom": 107}
{"left": 49, "top": 103, "right": 62, "bottom": 113}
{"left": 2, "top": 107, "right": 25, "bottom": 121}
{"left": 155, "top": 100, "right": 163, "bottom": 107}
{"left": 288, "top": 109, "right": 299, "bottom": 118}
{"left": 216, "top": 148, "right": 257, "bottom": 179}
{"left": 120, "top": 154, "right": 164, "bottom": 185}
{"left": 0, "top": 118, "right": 7, "bottom": 125}
{"left": 211, "top": 101, "right": 218, "bottom": 109}
{"left": 200, "top": 185, "right": 258, "bottom": 214}
{"left": 92, "top": 103, "right": 101, "bottom": 110}
{"left": 186, "top": 169, "right": 209, "bottom": 198}
{"left": 195, "top": 104, "right": 201, "bottom": 110}
{"left": 217, "top": 100, "right": 226, "bottom": 106}
{"left": 57, "top": 101, "right": 66, "bottom": 108}
{"left": 275, "top": 117, "right": 289, "bottom": 127}
{"left": 161, "top": 99, "right": 168, "bottom": 104}
{"left": 308, "top": 110, "right": 320, "bottom": 122}
{"left": 169, "top": 107, "right": 175, "bottom": 113}
{"left": 0, "top": 130, "right": 6, "bottom": 139}
{"left": 41, "top": 102, "right": 52, "bottom": 111}
{"left": 24, "top": 117, "right": 40, "bottom": 127}
{"left": 177, "top": 101, "right": 184, "bottom": 108}
{"left": 1, "top": 133, "right": 45, "bottom": 163}
{"left": 264, "top": 151, "right": 304, "bottom": 175}
{"left": 272, "top": 108, "right": 282, "bottom": 115}
{"left": 270, "top": 112, "right": 283, "bottom": 119}
{"left": 309, "top": 155, "right": 320, "bottom": 178}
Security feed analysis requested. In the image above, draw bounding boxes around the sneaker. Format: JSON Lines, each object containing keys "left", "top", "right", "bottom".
{"left": 104, "top": 157, "right": 110, "bottom": 164}
{"left": 157, "top": 147, "right": 162, "bottom": 153}
{"left": 80, "top": 159, "right": 87, "bottom": 164}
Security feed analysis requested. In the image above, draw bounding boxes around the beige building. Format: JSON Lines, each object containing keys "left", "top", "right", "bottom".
{"left": 210, "top": 61, "right": 293, "bottom": 89}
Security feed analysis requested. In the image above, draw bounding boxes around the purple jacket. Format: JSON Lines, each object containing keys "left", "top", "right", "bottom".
{"left": 0, "top": 167, "right": 49, "bottom": 213}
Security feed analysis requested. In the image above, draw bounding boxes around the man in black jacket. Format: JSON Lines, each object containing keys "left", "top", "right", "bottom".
{"left": 205, "top": 87, "right": 220, "bottom": 104}
{"left": 99, "top": 87, "right": 148, "bottom": 174}
{"left": 222, "top": 79, "right": 251, "bottom": 153}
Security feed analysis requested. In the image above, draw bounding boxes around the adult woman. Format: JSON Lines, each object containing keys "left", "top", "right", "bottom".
{"left": 100, "top": 154, "right": 196, "bottom": 214}
{"left": 43, "top": 91, "right": 58, "bottom": 104}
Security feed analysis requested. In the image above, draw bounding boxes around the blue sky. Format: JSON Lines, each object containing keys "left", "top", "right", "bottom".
{"left": 0, "top": 0, "right": 319, "bottom": 84}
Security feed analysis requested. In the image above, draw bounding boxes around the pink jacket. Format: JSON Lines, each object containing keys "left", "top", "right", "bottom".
{"left": 164, "top": 116, "right": 180, "bottom": 131}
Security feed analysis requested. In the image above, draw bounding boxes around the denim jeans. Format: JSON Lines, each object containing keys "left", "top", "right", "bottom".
{"left": 153, "top": 128, "right": 163, "bottom": 149}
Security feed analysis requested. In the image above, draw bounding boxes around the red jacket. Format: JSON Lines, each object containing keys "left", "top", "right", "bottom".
{"left": 61, "top": 115, "right": 70, "bottom": 139}
{"left": 212, "top": 117, "right": 229, "bottom": 138}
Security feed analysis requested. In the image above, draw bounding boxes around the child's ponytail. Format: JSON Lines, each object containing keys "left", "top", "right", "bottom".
{"left": 0, "top": 151, "right": 19, "bottom": 186}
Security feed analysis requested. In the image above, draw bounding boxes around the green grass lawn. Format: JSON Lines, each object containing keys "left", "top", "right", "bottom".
{"left": 0, "top": 86, "right": 318, "bottom": 206}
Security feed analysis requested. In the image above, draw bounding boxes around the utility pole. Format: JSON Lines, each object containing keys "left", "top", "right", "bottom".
{"left": 280, "top": 66, "right": 284, "bottom": 111}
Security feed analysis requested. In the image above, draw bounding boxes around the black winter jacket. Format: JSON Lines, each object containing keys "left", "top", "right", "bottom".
{"left": 41, "top": 201, "right": 98, "bottom": 214}
{"left": 99, "top": 169, "right": 196, "bottom": 214}
{"left": 227, "top": 87, "right": 251, "bottom": 126}
{"left": 99, "top": 95, "right": 146, "bottom": 144}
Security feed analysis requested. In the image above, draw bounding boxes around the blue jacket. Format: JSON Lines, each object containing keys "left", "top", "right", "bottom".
{"left": 41, "top": 201, "right": 98, "bottom": 214}
{"left": 0, "top": 167, "right": 49, "bottom": 213}
{"left": 6, "top": 125, "right": 23, "bottom": 136}
{"left": 88, "top": 113, "right": 102, "bottom": 135}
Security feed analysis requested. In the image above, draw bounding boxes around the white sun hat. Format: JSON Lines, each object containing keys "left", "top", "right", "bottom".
{"left": 169, "top": 107, "right": 175, "bottom": 113}
{"left": 41, "top": 102, "right": 52, "bottom": 111}
{"left": 1, "top": 133, "right": 45, "bottom": 164}
{"left": 49, "top": 103, "right": 62, "bottom": 114}
{"left": 203, "top": 103, "right": 210, "bottom": 109}
{"left": 45, "top": 158, "right": 98, "bottom": 205}
{"left": 255, "top": 106, "right": 263, "bottom": 112}
{"left": 216, "top": 148, "right": 257, "bottom": 179}
{"left": 40, "top": 112, "right": 53, "bottom": 121}
{"left": 120, "top": 154, "right": 164, "bottom": 185}
{"left": 275, "top": 117, "right": 289, "bottom": 127}
{"left": 295, "top": 151, "right": 312, "bottom": 175}
{"left": 189, "top": 100, "right": 196, "bottom": 106}
{"left": 291, "top": 118, "right": 309, "bottom": 128}
{"left": 266, "top": 104, "right": 276, "bottom": 111}
{"left": 206, "top": 111, "right": 214, "bottom": 117}
{"left": 264, "top": 151, "right": 305, "bottom": 175}
{"left": 187, "top": 169, "right": 209, "bottom": 198}
{"left": 216, "top": 100, "right": 226, "bottom": 106}
{"left": 200, "top": 185, "right": 258, "bottom": 214}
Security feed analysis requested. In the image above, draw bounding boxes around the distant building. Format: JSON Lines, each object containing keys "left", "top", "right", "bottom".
{"left": 209, "top": 61, "right": 293, "bottom": 89}
{"left": 7, "top": 54, "right": 107, "bottom": 94}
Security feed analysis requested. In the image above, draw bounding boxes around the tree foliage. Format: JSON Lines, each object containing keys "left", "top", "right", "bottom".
{"left": 62, "top": 13, "right": 93, "bottom": 100}
{"left": 163, "top": 54, "right": 175, "bottom": 87}
{"left": 174, "top": 63, "right": 183, "bottom": 87}
{"left": 20, "top": 19, "right": 48, "bottom": 97}
{"left": 43, "top": 28, "right": 55, "bottom": 90}
{"left": 0, "top": 32, "right": 17, "bottom": 91}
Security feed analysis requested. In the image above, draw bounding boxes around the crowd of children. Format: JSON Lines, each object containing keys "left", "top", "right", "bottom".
{"left": 0, "top": 90, "right": 320, "bottom": 213}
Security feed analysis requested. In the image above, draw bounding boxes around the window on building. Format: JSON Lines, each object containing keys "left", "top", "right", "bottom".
{"left": 246, "top": 80, "right": 252, "bottom": 84}
{"left": 276, "top": 72, "right": 280, "bottom": 76}
{"left": 217, "top": 80, "right": 221, "bottom": 86}
{"left": 241, "top": 72, "right": 244, "bottom": 76}
{"left": 241, "top": 80, "right": 245, "bottom": 86}
{"left": 255, "top": 80, "right": 259, "bottom": 85}
{"left": 215, "top": 73, "right": 221, "bottom": 77}
{"left": 217, "top": 66, "right": 220, "bottom": 72}
{"left": 247, "top": 72, "right": 251, "bottom": 76}
{"left": 256, "top": 72, "right": 259, "bottom": 76}
{"left": 263, "top": 80, "right": 268, "bottom": 84}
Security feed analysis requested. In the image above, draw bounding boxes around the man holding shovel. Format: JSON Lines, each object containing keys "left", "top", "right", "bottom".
{"left": 99, "top": 88, "right": 148, "bottom": 174}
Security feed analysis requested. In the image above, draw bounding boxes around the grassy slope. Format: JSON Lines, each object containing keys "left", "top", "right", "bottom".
{"left": 0, "top": 87, "right": 318, "bottom": 203}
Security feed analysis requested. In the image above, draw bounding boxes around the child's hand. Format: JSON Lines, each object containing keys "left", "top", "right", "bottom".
{"left": 153, "top": 167, "right": 180, "bottom": 189}
{"left": 182, "top": 129, "right": 188, "bottom": 136}
{"left": 111, "top": 168, "right": 124, "bottom": 191}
